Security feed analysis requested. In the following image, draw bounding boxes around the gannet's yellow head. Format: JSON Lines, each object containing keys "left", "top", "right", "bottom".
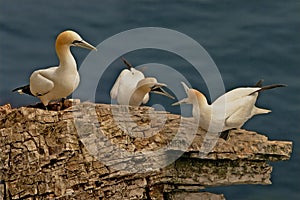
{"left": 55, "top": 30, "right": 97, "bottom": 51}
{"left": 172, "top": 82, "right": 207, "bottom": 106}
{"left": 129, "top": 77, "right": 174, "bottom": 106}
{"left": 137, "top": 78, "right": 174, "bottom": 98}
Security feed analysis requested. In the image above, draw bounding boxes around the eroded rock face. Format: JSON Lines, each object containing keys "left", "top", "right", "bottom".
{"left": 0, "top": 101, "right": 292, "bottom": 199}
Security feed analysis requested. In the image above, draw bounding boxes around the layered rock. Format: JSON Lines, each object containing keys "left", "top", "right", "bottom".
{"left": 0, "top": 101, "right": 292, "bottom": 199}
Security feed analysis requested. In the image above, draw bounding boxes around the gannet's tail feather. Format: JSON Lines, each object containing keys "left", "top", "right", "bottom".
{"left": 250, "top": 84, "right": 287, "bottom": 95}
{"left": 252, "top": 106, "right": 271, "bottom": 115}
{"left": 254, "top": 79, "right": 264, "bottom": 87}
{"left": 12, "top": 85, "right": 34, "bottom": 96}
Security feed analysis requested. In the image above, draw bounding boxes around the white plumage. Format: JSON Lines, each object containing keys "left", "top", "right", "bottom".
{"left": 13, "top": 30, "right": 97, "bottom": 106}
{"left": 173, "top": 82, "right": 286, "bottom": 132}
{"left": 110, "top": 66, "right": 149, "bottom": 105}
{"left": 110, "top": 58, "right": 174, "bottom": 106}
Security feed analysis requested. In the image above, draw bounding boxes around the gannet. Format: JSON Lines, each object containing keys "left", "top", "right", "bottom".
{"left": 12, "top": 30, "right": 97, "bottom": 107}
{"left": 110, "top": 58, "right": 174, "bottom": 106}
{"left": 172, "top": 81, "right": 286, "bottom": 132}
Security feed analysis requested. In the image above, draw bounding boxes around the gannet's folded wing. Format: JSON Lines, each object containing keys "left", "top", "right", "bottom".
{"left": 222, "top": 96, "right": 255, "bottom": 129}
{"left": 224, "top": 106, "right": 246, "bottom": 129}
{"left": 30, "top": 70, "right": 55, "bottom": 96}
{"left": 110, "top": 69, "right": 129, "bottom": 99}
{"left": 213, "top": 87, "right": 260, "bottom": 105}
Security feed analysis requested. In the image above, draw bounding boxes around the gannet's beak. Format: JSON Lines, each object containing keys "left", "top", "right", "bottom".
{"left": 181, "top": 82, "right": 190, "bottom": 94}
{"left": 172, "top": 82, "right": 191, "bottom": 106}
{"left": 172, "top": 98, "right": 188, "bottom": 106}
{"left": 151, "top": 83, "right": 175, "bottom": 99}
{"left": 73, "top": 40, "right": 97, "bottom": 51}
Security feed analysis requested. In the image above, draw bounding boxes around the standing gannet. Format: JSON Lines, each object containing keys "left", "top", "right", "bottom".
{"left": 13, "top": 30, "right": 97, "bottom": 107}
{"left": 110, "top": 58, "right": 174, "bottom": 106}
{"left": 172, "top": 82, "right": 286, "bottom": 132}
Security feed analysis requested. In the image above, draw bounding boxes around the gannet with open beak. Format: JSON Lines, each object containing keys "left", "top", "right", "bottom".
{"left": 172, "top": 81, "right": 286, "bottom": 132}
{"left": 13, "top": 30, "right": 97, "bottom": 106}
{"left": 110, "top": 58, "right": 174, "bottom": 106}
{"left": 129, "top": 77, "right": 174, "bottom": 106}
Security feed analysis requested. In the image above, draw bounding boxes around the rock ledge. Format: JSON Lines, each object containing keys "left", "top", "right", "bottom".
{"left": 0, "top": 102, "right": 292, "bottom": 199}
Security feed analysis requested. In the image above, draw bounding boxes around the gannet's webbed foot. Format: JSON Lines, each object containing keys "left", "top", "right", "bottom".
{"left": 28, "top": 102, "right": 48, "bottom": 110}
{"left": 45, "top": 98, "right": 68, "bottom": 111}
{"left": 57, "top": 98, "right": 67, "bottom": 111}
{"left": 27, "top": 99, "right": 74, "bottom": 111}
{"left": 57, "top": 98, "right": 75, "bottom": 110}
{"left": 219, "top": 130, "right": 230, "bottom": 140}
{"left": 62, "top": 98, "right": 75, "bottom": 109}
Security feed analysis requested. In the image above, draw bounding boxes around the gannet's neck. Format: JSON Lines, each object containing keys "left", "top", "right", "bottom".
{"left": 56, "top": 44, "right": 77, "bottom": 70}
{"left": 192, "top": 90, "right": 211, "bottom": 120}
{"left": 129, "top": 86, "right": 150, "bottom": 106}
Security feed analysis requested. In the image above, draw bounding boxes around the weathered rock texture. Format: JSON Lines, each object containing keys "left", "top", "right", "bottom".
{"left": 0, "top": 101, "right": 292, "bottom": 199}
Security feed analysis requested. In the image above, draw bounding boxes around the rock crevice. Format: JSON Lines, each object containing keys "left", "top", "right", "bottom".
{"left": 0, "top": 102, "right": 292, "bottom": 199}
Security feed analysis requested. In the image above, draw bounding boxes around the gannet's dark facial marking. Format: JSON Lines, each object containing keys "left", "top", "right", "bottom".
{"left": 72, "top": 40, "right": 83, "bottom": 45}
{"left": 71, "top": 39, "right": 97, "bottom": 50}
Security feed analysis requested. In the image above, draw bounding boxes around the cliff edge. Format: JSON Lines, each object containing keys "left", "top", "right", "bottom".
{"left": 0, "top": 101, "right": 292, "bottom": 199}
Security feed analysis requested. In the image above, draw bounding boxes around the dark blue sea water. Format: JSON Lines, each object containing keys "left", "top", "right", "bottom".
{"left": 0, "top": 0, "right": 299, "bottom": 199}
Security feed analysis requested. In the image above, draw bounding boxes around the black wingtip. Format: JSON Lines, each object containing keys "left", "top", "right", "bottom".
{"left": 254, "top": 79, "right": 264, "bottom": 87}
{"left": 262, "top": 84, "right": 288, "bottom": 89}
{"left": 121, "top": 57, "right": 133, "bottom": 70}
{"left": 253, "top": 80, "right": 287, "bottom": 89}
{"left": 12, "top": 86, "right": 25, "bottom": 92}
{"left": 250, "top": 83, "right": 287, "bottom": 95}
{"left": 279, "top": 84, "right": 288, "bottom": 87}
{"left": 12, "top": 85, "right": 34, "bottom": 96}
